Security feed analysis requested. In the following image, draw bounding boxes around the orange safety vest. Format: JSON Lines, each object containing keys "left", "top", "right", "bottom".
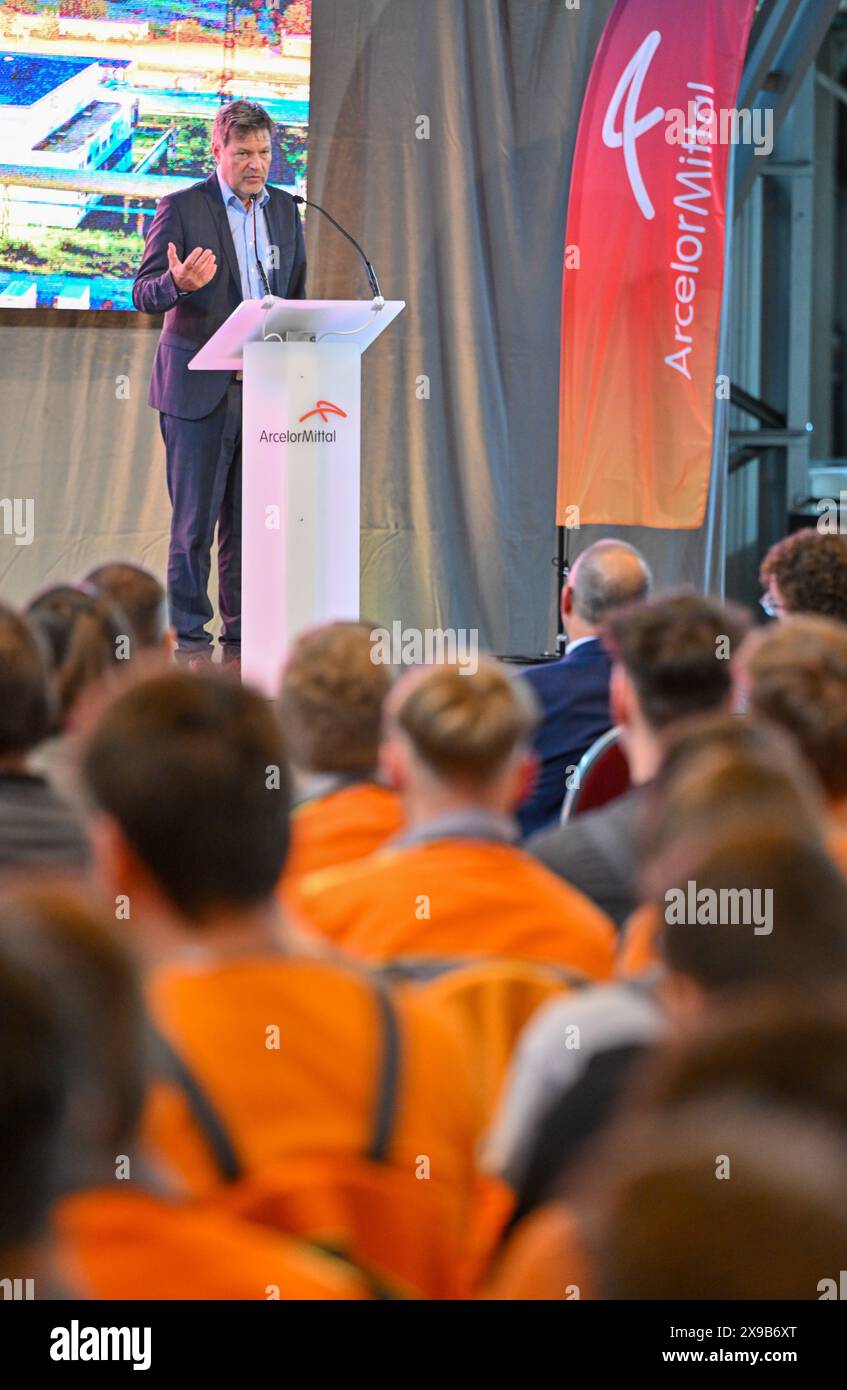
{"left": 54, "top": 1187, "right": 375, "bottom": 1300}
{"left": 142, "top": 955, "right": 511, "bottom": 1298}
{"left": 284, "top": 782, "right": 404, "bottom": 887}
{"left": 481, "top": 1202, "right": 595, "bottom": 1300}
{"left": 291, "top": 839, "right": 616, "bottom": 980}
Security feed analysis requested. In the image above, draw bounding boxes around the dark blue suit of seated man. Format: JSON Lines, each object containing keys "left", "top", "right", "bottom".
{"left": 132, "top": 100, "right": 307, "bottom": 662}
{"left": 517, "top": 540, "right": 652, "bottom": 837}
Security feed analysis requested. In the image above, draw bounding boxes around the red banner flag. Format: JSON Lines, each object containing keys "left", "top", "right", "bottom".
{"left": 557, "top": 0, "right": 757, "bottom": 529}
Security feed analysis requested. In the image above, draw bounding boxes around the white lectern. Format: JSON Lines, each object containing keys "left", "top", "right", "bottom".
{"left": 189, "top": 297, "right": 404, "bottom": 695}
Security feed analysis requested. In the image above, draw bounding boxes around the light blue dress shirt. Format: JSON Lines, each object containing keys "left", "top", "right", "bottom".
{"left": 216, "top": 169, "right": 271, "bottom": 300}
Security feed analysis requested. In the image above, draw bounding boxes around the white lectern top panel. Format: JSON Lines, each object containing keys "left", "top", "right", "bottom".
{"left": 188, "top": 298, "right": 405, "bottom": 371}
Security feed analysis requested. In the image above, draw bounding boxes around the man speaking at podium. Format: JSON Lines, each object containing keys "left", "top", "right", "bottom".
{"left": 133, "top": 100, "right": 307, "bottom": 666}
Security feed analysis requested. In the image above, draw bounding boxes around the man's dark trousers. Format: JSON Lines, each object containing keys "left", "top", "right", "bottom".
{"left": 160, "top": 381, "right": 243, "bottom": 657}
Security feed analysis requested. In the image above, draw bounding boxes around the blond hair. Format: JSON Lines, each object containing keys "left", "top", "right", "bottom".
{"left": 278, "top": 622, "right": 392, "bottom": 774}
{"left": 392, "top": 659, "right": 538, "bottom": 785}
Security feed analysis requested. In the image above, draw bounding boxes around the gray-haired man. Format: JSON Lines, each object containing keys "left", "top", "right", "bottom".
{"left": 518, "top": 540, "right": 652, "bottom": 836}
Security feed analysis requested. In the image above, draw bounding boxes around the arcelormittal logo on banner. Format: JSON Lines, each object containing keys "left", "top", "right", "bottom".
{"left": 557, "top": 0, "right": 756, "bottom": 530}
{"left": 601, "top": 29, "right": 665, "bottom": 221}
{"left": 259, "top": 400, "right": 348, "bottom": 445}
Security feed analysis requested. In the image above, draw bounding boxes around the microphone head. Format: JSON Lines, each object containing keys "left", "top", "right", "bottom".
{"left": 292, "top": 194, "right": 305, "bottom": 205}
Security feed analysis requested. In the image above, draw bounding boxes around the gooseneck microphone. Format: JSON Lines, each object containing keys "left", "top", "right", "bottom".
{"left": 292, "top": 194, "right": 383, "bottom": 303}
{"left": 250, "top": 191, "right": 272, "bottom": 298}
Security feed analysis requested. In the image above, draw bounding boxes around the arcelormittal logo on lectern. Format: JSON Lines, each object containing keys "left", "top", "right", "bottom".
{"left": 259, "top": 400, "right": 348, "bottom": 445}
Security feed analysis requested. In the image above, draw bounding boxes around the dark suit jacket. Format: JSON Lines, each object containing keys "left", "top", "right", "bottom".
{"left": 517, "top": 637, "right": 613, "bottom": 838}
{"left": 132, "top": 172, "right": 307, "bottom": 420}
{"left": 527, "top": 786, "right": 646, "bottom": 928}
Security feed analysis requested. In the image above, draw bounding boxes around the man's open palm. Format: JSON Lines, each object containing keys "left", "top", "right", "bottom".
{"left": 168, "top": 242, "right": 217, "bottom": 293}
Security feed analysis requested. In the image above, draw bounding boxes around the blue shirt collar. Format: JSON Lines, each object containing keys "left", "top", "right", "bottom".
{"left": 216, "top": 168, "right": 269, "bottom": 210}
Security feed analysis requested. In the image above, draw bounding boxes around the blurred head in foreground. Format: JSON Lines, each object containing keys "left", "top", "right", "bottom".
{"left": 574, "top": 991, "right": 847, "bottom": 1299}
{"left": 643, "top": 715, "right": 847, "bottom": 998}
{"left": 0, "top": 890, "right": 145, "bottom": 1192}
{"left": 82, "top": 671, "right": 292, "bottom": 942}
{"left": 574, "top": 1097, "right": 847, "bottom": 1299}
{"left": 0, "top": 945, "right": 67, "bottom": 1286}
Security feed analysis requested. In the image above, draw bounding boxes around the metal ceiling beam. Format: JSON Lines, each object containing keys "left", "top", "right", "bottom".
{"left": 734, "top": 0, "right": 841, "bottom": 213}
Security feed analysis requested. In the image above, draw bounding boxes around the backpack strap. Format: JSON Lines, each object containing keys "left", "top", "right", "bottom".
{"left": 366, "top": 979, "right": 402, "bottom": 1163}
{"left": 150, "top": 976, "right": 402, "bottom": 1178}
{"left": 150, "top": 1025, "right": 243, "bottom": 1184}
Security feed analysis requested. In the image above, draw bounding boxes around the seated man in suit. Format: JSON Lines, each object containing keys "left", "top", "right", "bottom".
{"left": 132, "top": 100, "right": 307, "bottom": 665}
{"left": 527, "top": 593, "right": 750, "bottom": 925}
{"left": 291, "top": 659, "right": 616, "bottom": 980}
{"left": 517, "top": 540, "right": 651, "bottom": 837}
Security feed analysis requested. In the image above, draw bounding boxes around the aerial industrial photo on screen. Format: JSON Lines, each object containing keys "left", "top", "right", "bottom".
{"left": 0, "top": 0, "right": 311, "bottom": 310}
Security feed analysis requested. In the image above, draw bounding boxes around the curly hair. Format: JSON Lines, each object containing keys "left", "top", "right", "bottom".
{"left": 759, "top": 529, "right": 847, "bottom": 622}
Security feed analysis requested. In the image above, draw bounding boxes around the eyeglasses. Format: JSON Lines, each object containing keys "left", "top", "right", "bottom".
{"left": 759, "top": 594, "right": 782, "bottom": 619}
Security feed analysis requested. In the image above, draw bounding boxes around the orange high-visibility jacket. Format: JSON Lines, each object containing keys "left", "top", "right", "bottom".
{"left": 481, "top": 1202, "right": 595, "bottom": 1301}
{"left": 55, "top": 1187, "right": 374, "bottom": 1300}
{"left": 142, "top": 956, "right": 510, "bottom": 1298}
{"left": 291, "top": 839, "right": 616, "bottom": 980}
{"left": 284, "top": 783, "right": 404, "bottom": 887}
{"left": 617, "top": 904, "right": 662, "bottom": 978}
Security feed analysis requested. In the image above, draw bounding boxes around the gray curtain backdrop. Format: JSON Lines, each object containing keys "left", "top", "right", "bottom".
{"left": 0, "top": 0, "right": 725, "bottom": 652}
{"left": 305, "top": 0, "right": 725, "bottom": 650}
{"left": 0, "top": 322, "right": 169, "bottom": 609}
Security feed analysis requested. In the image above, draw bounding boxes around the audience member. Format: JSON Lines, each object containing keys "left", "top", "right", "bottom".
{"left": 0, "top": 889, "right": 375, "bottom": 1299}
{"left": 6, "top": 535, "right": 847, "bottom": 1307}
{"left": 553, "top": 995, "right": 847, "bottom": 1302}
{"left": 739, "top": 614, "right": 847, "bottom": 867}
{"left": 85, "top": 562, "right": 173, "bottom": 659}
{"left": 518, "top": 541, "right": 651, "bottom": 836}
{"left": 528, "top": 593, "right": 750, "bottom": 925}
{"left": 759, "top": 527, "right": 847, "bottom": 622}
{"left": 81, "top": 670, "right": 502, "bottom": 1298}
{"left": 551, "top": 1101, "right": 847, "bottom": 1300}
{"left": 278, "top": 622, "right": 403, "bottom": 887}
{"left": 486, "top": 717, "right": 840, "bottom": 1211}
{"left": 0, "top": 952, "right": 68, "bottom": 1299}
{"left": 26, "top": 582, "right": 133, "bottom": 807}
{"left": 0, "top": 603, "right": 88, "bottom": 870}
{"left": 291, "top": 659, "right": 617, "bottom": 979}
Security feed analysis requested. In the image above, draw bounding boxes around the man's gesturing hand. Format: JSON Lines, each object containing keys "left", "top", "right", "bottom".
{"left": 167, "top": 242, "right": 217, "bottom": 293}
